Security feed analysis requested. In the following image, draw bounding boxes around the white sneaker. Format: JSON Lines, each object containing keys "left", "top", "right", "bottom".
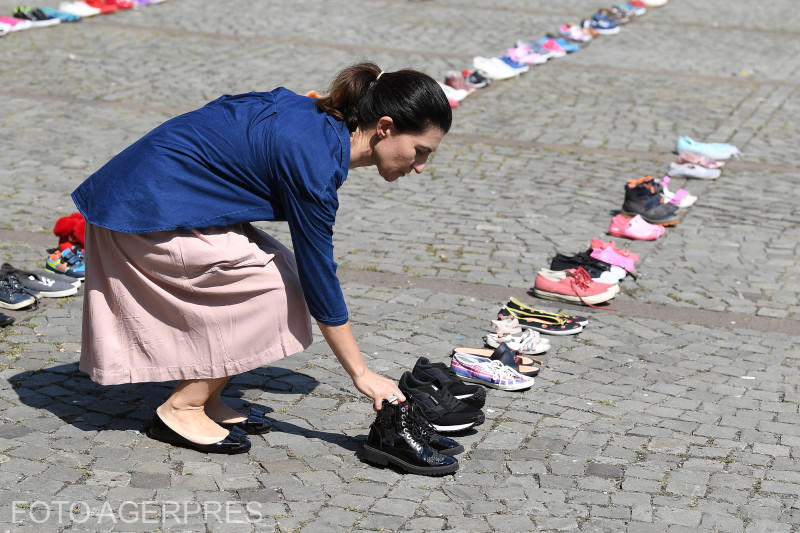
{"left": 473, "top": 56, "right": 524, "bottom": 80}
{"left": 59, "top": 2, "right": 101, "bottom": 17}
{"left": 667, "top": 162, "right": 721, "bottom": 180}
{"left": 437, "top": 82, "right": 468, "bottom": 103}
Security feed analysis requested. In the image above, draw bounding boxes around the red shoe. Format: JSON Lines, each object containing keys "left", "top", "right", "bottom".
{"left": 105, "top": 0, "right": 135, "bottom": 9}
{"left": 533, "top": 267, "right": 619, "bottom": 306}
{"left": 83, "top": 0, "right": 118, "bottom": 13}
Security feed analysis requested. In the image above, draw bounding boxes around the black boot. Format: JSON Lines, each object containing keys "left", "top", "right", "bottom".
{"left": 408, "top": 401, "right": 465, "bottom": 456}
{"left": 361, "top": 400, "right": 459, "bottom": 476}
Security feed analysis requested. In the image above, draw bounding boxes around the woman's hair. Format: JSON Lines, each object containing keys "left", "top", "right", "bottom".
{"left": 315, "top": 62, "right": 452, "bottom": 134}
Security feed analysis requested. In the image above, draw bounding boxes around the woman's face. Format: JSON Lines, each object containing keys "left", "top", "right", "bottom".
{"left": 373, "top": 121, "right": 445, "bottom": 182}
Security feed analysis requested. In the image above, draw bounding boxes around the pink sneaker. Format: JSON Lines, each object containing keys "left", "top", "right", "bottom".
{"left": 533, "top": 267, "right": 619, "bottom": 306}
{"left": 539, "top": 38, "right": 567, "bottom": 57}
{"left": 607, "top": 214, "right": 665, "bottom": 241}
{"left": 590, "top": 239, "right": 639, "bottom": 264}
{"left": 0, "top": 15, "right": 33, "bottom": 31}
{"left": 507, "top": 46, "right": 548, "bottom": 65}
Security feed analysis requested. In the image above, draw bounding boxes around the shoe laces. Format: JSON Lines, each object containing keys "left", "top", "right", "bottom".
{"left": 568, "top": 267, "right": 614, "bottom": 311}
{"left": 485, "top": 359, "right": 521, "bottom": 382}
{"left": 568, "top": 266, "right": 593, "bottom": 289}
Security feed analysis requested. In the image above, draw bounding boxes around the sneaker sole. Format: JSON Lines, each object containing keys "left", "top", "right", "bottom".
{"left": 430, "top": 421, "right": 478, "bottom": 432}
{"left": 360, "top": 444, "right": 458, "bottom": 476}
{"left": 532, "top": 288, "right": 617, "bottom": 305}
{"left": 457, "top": 374, "right": 534, "bottom": 391}
{"left": 518, "top": 322, "right": 584, "bottom": 335}
{"left": 0, "top": 297, "right": 36, "bottom": 310}
{"left": 35, "top": 286, "right": 79, "bottom": 298}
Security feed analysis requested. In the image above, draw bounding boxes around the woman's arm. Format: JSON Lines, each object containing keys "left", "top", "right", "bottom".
{"left": 317, "top": 321, "right": 406, "bottom": 410}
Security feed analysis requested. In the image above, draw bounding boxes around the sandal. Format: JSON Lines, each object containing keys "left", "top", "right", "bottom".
{"left": 506, "top": 296, "right": 588, "bottom": 326}
{"left": 498, "top": 307, "right": 584, "bottom": 335}
{"left": 484, "top": 328, "right": 550, "bottom": 355}
{"left": 453, "top": 343, "right": 541, "bottom": 377}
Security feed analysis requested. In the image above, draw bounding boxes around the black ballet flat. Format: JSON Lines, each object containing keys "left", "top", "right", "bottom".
{"left": 219, "top": 406, "right": 273, "bottom": 435}
{"left": 146, "top": 413, "right": 251, "bottom": 454}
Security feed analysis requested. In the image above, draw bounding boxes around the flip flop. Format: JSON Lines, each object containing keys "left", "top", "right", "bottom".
{"left": 453, "top": 344, "right": 542, "bottom": 368}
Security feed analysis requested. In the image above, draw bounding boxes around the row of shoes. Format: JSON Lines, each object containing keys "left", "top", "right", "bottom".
{"left": 609, "top": 135, "right": 742, "bottom": 240}
{"left": 527, "top": 238, "right": 640, "bottom": 306}
{"left": 439, "top": 1, "right": 670, "bottom": 105}
{"left": 0, "top": 247, "right": 86, "bottom": 324}
{"left": 667, "top": 136, "right": 741, "bottom": 180}
{"left": 0, "top": 262, "right": 83, "bottom": 325}
{"left": 0, "top": 0, "right": 165, "bottom": 35}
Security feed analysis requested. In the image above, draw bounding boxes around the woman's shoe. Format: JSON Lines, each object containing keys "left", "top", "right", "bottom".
{"left": 218, "top": 406, "right": 272, "bottom": 434}
{"left": 146, "top": 413, "right": 251, "bottom": 454}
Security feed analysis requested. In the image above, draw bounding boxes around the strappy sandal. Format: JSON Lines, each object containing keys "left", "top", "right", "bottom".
{"left": 484, "top": 327, "right": 550, "bottom": 355}
{"left": 506, "top": 297, "right": 588, "bottom": 326}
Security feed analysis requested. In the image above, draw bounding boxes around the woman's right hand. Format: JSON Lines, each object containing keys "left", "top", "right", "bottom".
{"left": 352, "top": 368, "right": 406, "bottom": 411}
{"left": 317, "top": 321, "right": 406, "bottom": 411}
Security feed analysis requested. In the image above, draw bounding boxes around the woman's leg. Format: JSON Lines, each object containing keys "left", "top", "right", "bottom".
{"left": 157, "top": 377, "right": 230, "bottom": 444}
{"left": 204, "top": 377, "right": 247, "bottom": 424}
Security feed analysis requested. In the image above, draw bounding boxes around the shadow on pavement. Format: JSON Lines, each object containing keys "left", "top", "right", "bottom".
{"left": 7, "top": 363, "right": 320, "bottom": 434}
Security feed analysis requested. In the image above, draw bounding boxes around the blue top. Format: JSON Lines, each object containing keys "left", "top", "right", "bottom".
{"left": 72, "top": 88, "right": 352, "bottom": 326}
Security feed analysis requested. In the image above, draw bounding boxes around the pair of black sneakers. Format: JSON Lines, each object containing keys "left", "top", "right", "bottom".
{"left": 401, "top": 357, "right": 485, "bottom": 433}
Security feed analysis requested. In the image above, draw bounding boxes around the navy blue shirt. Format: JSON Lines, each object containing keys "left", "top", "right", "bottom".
{"left": 72, "top": 88, "right": 351, "bottom": 325}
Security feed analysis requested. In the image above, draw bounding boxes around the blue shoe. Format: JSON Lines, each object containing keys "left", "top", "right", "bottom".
{"left": 676, "top": 136, "right": 742, "bottom": 160}
{"left": 39, "top": 7, "right": 81, "bottom": 22}
{"left": 583, "top": 14, "right": 620, "bottom": 35}
{"left": 552, "top": 38, "right": 580, "bottom": 54}
{"left": 499, "top": 56, "right": 530, "bottom": 74}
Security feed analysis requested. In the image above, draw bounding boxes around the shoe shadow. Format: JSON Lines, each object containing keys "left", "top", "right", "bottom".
{"left": 525, "top": 288, "right": 615, "bottom": 309}
{"left": 269, "top": 419, "right": 365, "bottom": 453}
{"left": 7, "top": 363, "right": 320, "bottom": 434}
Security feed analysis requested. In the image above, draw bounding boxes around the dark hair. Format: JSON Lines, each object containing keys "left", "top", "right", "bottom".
{"left": 315, "top": 62, "right": 452, "bottom": 134}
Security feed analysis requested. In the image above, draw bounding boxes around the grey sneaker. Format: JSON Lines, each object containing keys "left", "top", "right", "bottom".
{"left": 1, "top": 263, "right": 78, "bottom": 297}
{"left": 0, "top": 274, "right": 36, "bottom": 310}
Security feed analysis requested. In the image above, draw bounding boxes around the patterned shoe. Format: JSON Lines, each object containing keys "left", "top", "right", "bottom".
{"left": 451, "top": 352, "right": 534, "bottom": 391}
{"left": 46, "top": 247, "right": 85, "bottom": 279}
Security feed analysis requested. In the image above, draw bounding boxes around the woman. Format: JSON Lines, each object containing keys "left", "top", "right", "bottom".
{"left": 71, "top": 62, "right": 452, "bottom": 454}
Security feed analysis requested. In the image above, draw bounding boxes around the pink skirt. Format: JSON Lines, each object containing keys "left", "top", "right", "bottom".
{"left": 80, "top": 223, "right": 312, "bottom": 385}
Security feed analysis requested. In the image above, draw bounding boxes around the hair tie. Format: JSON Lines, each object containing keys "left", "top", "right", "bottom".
{"left": 376, "top": 70, "right": 384, "bottom": 80}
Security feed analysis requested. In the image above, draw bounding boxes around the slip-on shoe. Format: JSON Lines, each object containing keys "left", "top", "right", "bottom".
{"left": 147, "top": 413, "right": 251, "bottom": 454}
{"left": 219, "top": 406, "right": 272, "bottom": 435}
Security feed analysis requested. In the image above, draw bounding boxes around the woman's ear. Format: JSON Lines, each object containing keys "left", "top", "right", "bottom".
{"left": 376, "top": 116, "right": 394, "bottom": 139}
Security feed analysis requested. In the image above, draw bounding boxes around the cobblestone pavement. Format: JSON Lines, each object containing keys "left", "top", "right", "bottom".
{"left": 1, "top": 1, "right": 799, "bottom": 531}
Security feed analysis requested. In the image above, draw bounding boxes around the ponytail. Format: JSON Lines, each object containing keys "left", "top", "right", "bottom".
{"left": 315, "top": 61, "right": 452, "bottom": 134}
